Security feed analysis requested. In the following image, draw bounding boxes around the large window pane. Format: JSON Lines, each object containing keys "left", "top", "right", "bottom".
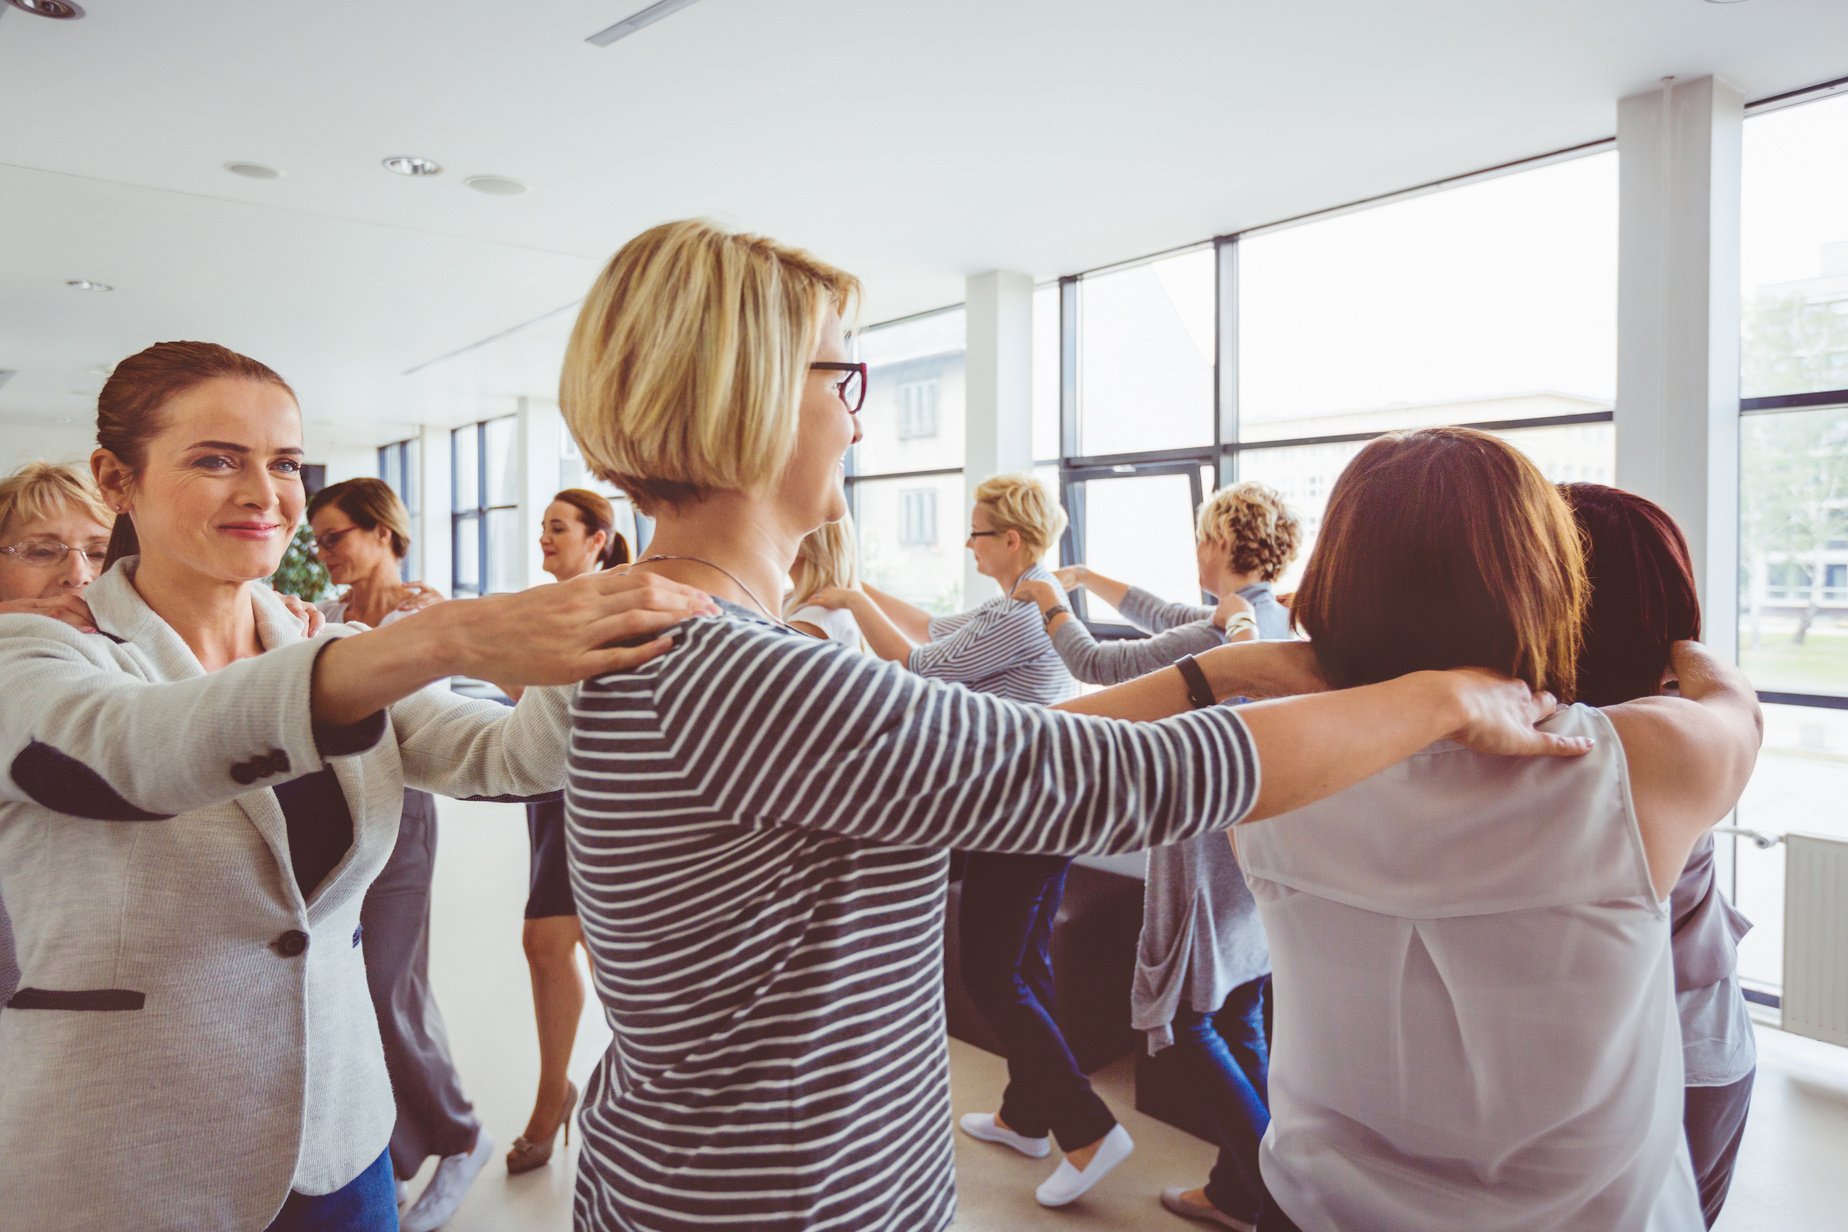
{"left": 452, "top": 426, "right": 479, "bottom": 512}
{"left": 1072, "top": 472, "right": 1201, "bottom": 624}
{"left": 1742, "top": 92, "right": 1848, "bottom": 399}
{"left": 1238, "top": 152, "right": 1616, "bottom": 442}
{"left": 486, "top": 508, "right": 524, "bottom": 594}
{"left": 854, "top": 310, "right": 966, "bottom": 476}
{"left": 1490, "top": 421, "right": 1615, "bottom": 486}
{"left": 453, "top": 513, "right": 480, "bottom": 595}
{"left": 1034, "top": 284, "right": 1061, "bottom": 462}
{"left": 1078, "top": 247, "right": 1215, "bottom": 456}
{"left": 1733, "top": 704, "right": 1848, "bottom": 989}
{"left": 1740, "top": 405, "right": 1848, "bottom": 697}
{"left": 485, "top": 416, "right": 519, "bottom": 507}
{"left": 853, "top": 473, "right": 965, "bottom": 615}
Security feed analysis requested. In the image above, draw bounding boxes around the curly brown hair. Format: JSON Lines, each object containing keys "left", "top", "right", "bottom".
{"left": 1195, "top": 481, "right": 1302, "bottom": 581}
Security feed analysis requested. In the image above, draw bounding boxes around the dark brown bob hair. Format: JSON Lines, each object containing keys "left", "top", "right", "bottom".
{"left": 1561, "top": 482, "right": 1701, "bottom": 707}
{"left": 1291, "top": 427, "right": 1586, "bottom": 700}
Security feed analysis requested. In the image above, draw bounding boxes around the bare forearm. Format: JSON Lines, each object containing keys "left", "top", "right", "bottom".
{"left": 864, "top": 584, "right": 934, "bottom": 641}
{"left": 1236, "top": 675, "right": 1460, "bottom": 819}
{"left": 309, "top": 616, "right": 451, "bottom": 726}
{"left": 847, "top": 594, "right": 920, "bottom": 663}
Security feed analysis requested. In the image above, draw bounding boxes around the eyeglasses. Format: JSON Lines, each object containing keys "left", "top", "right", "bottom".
{"left": 0, "top": 538, "right": 110, "bottom": 569}
{"left": 810, "top": 362, "right": 868, "bottom": 415}
{"left": 967, "top": 530, "right": 1004, "bottom": 539}
{"left": 314, "top": 526, "right": 361, "bottom": 553}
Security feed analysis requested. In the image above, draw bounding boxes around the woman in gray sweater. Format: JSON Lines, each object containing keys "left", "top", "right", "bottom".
{"left": 1015, "top": 480, "right": 1302, "bottom": 1232}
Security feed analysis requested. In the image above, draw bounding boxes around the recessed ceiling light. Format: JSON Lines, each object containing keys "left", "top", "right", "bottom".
{"left": 224, "top": 161, "right": 282, "bottom": 180}
{"left": 66, "top": 279, "right": 113, "bottom": 292}
{"left": 6, "top": 0, "right": 86, "bottom": 19}
{"left": 382, "top": 155, "right": 443, "bottom": 177}
{"left": 465, "top": 175, "right": 527, "bottom": 197}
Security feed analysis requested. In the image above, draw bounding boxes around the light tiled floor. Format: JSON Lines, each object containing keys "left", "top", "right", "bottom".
{"left": 420, "top": 799, "right": 1848, "bottom": 1230}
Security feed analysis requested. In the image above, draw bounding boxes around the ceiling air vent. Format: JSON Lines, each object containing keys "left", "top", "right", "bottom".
{"left": 586, "top": 0, "right": 702, "bottom": 47}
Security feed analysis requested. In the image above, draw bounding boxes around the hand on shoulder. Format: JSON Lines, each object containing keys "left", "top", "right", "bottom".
{"left": 0, "top": 593, "right": 98, "bottom": 634}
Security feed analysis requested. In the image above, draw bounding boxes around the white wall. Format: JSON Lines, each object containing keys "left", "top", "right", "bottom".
{"left": 0, "top": 422, "right": 96, "bottom": 476}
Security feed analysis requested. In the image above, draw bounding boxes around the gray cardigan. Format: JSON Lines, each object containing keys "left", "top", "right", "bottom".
{"left": 0, "top": 561, "right": 571, "bottom": 1230}
{"left": 1053, "top": 582, "right": 1290, "bottom": 1052}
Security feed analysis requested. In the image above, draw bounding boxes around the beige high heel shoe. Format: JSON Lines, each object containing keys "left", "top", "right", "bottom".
{"left": 506, "top": 1081, "right": 579, "bottom": 1175}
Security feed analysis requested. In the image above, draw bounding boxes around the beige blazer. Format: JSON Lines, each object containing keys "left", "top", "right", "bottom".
{"left": 0, "top": 560, "right": 569, "bottom": 1231}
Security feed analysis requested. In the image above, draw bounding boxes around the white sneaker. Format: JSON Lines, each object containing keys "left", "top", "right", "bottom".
{"left": 957, "top": 1111, "right": 1052, "bottom": 1159}
{"left": 396, "top": 1178, "right": 411, "bottom": 1208}
{"left": 1035, "top": 1124, "right": 1135, "bottom": 1207}
{"left": 401, "top": 1131, "right": 494, "bottom": 1232}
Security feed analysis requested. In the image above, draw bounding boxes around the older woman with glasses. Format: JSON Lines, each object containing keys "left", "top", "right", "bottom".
{"left": 549, "top": 218, "right": 1587, "bottom": 1232}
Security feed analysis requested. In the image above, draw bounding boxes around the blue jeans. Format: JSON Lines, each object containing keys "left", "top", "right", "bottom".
{"left": 959, "top": 852, "right": 1116, "bottom": 1152}
{"left": 1164, "top": 976, "right": 1270, "bottom": 1222}
{"left": 263, "top": 1149, "right": 398, "bottom": 1232}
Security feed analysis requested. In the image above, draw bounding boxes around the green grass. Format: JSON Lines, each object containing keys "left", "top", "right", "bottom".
{"left": 1739, "top": 629, "right": 1848, "bottom": 694}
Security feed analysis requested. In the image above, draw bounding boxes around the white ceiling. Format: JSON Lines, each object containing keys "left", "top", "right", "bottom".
{"left": 2, "top": 0, "right": 1846, "bottom": 445}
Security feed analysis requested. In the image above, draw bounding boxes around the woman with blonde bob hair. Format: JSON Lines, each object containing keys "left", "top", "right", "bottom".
{"left": 1236, "top": 428, "right": 1763, "bottom": 1232}
{"left": 554, "top": 219, "right": 1591, "bottom": 1232}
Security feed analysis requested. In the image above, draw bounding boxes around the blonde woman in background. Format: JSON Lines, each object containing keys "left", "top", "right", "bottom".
{"left": 783, "top": 511, "right": 864, "bottom": 649}
{"left": 509, "top": 487, "right": 631, "bottom": 1178}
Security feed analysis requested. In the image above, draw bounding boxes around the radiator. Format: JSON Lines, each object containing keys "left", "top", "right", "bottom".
{"left": 1781, "top": 831, "right": 1848, "bottom": 1048}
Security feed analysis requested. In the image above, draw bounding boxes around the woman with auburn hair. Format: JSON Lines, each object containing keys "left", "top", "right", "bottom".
{"left": 1563, "top": 482, "right": 1756, "bottom": 1229}
{"left": 505, "top": 486, "right": 631, "bottom": 1180}
{"left": 783, "top": 511, "right": 863, "bottom": 648}
{"left": 552, "top": 218, "right": 1589, "bottom": 1232}
{"left": 1015, "top": 479, "right": 1302, "bottom": 1230}
{"left": 1235, "top": 428, "right": 1762, "bottom": 1232}
{"left": 0, "top": 340, "right": 714, "bottom": 1232}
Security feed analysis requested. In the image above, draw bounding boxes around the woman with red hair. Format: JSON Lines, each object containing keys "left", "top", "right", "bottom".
{"left": 1563, "top": 482, "right": 1756, "bottom": 1229}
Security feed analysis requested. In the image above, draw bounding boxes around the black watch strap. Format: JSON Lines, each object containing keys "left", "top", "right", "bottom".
{"left": 1175, "top": 654, "right": 1217, "bottom": 710}
{"left": 1042, "top": 604, "right": 1069, "bottom": 626}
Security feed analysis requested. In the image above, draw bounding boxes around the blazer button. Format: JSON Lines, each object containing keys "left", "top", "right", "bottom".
{"left": 272, "top": 929, "right": 310, "bottom": 958}
{"left": 231, "top": 762, "right": 258, "bottom": 785}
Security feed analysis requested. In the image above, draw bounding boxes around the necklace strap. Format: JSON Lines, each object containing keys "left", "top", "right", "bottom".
{"left": 635, "top": 554, "right": 784, "bottom": 627}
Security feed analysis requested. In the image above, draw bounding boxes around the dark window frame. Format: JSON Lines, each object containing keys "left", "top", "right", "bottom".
{"left": 450, "top": 417, "right": 518, "bottom": 597}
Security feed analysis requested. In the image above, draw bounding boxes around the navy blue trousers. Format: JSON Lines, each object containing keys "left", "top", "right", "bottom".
{"left": 958, "top": 851, "right": 1116, "bottom": 1152}
{"left": 263, "top": 1149, "right": 397, "bottom": 1232}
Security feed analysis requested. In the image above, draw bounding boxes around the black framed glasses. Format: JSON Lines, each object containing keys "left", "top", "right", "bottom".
{"left": 967, "top": 530, "right": 1004, "bottom": 539}
{"left": 0, "top": 538, "right": 109, "bottom": 569}
{"left": 811, "top": 362, "right": 868, "bottom": 415}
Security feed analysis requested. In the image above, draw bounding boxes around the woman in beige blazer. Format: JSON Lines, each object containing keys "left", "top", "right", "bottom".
{"left": 0, "top": 341, "right": 713, "bottom": 1232}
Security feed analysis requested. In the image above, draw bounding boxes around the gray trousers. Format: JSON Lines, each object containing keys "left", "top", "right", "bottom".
{"left": 0, "top": 890, "right": 16, "bottom": 1010}
{"left": 361, "top": 790, "right": 480, "bottom": 1178}
{"left": 1686, "top": 1069, "right": 1755, "bottom": 1229}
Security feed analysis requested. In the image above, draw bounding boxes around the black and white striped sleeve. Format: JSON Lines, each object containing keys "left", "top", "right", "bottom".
{"left": 654, "top": 620, "right": 1260, "bottom": 855}
{"left": 908, "top": 595, "right": 1049, "bottom": 688}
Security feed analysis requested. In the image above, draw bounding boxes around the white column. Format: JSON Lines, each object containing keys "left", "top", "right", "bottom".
{"left": 517, "top": 398, "right": 564, "bottom": 589}
{"left": 1615, "top": 75, "right": 1745, "bottom": 663}
{"left": 962, "top": 270, "right": 1036, "bottom": 600}
{"left": 416, "top": 423, "right": 452, "bottom": 595}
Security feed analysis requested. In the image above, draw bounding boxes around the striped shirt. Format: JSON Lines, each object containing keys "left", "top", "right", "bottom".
{"left": 565, "top": 605, "right": 1261, "bottom": 1231}
{"left": 908, "top": 564, "right": 1076, "bottom": 703}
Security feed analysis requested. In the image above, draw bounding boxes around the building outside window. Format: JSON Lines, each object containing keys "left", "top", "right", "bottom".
{"left": 376, "top": 438, "right": 420, "bottom": 580}
{"left": 898, "top": 488, "right": 937, "bottom": 546}
{"left": 896, "top": 378, "right": 941, "bottom": 441}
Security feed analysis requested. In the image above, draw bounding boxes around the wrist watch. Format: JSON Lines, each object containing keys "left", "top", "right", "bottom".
{"left": 1042, "top": 604, "right": 1069, "bottom": 626}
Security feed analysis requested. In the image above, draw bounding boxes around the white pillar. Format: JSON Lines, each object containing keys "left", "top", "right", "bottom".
{"left": 963, "top": 270, "right": 1036, "bottom": 599}
{"left": 518, "top": 398, "right": 564, "bottom": 589}
{"left": 1615, "top": 75, "right": 1745, "bottom": 663}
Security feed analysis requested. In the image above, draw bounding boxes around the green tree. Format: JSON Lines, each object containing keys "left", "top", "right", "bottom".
{"left": 269, "top": 523, "right": 330, "bottom": 602}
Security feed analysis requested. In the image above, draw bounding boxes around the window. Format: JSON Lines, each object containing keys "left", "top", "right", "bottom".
{"left": 1731, "top": 87, "right": 1848, "bottom": 998}
{"left": 1077, "top": 246, "right": 1215, "bottom": 457}
{"left": 1063, "top": 467, "right": 1204, "bottom": 625}
{"left": 451, "top": 416, "right": 519, "bottom": 597}
{"left": 897, "top": 379, "right": 941, "bottom": 440}
{"left": 1237, "top": 152, "right": 1617, "bottom": 443}
{"left": 376, "top": 438, "right": 420, "bottom": 579}
{"left": 848, "top": 308, "right": 968, "bottom": 612}
{"left": 898, "top": 488, "right": 937, "bottom": 546}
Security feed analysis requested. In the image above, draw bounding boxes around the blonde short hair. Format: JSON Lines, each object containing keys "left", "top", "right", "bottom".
{"left": 560, "top": 219, "right": 862, "bottom": 511}
{"left": 0, "top": 462, "right": 113, "bottom": 540}
{"left": 973, "top": 473, "right": 1067, "bottom": 558}
{"left": 1195, "top": 481, "right": 1302, "bottom": 582}
{"left": 786, "top": 512, "right": 860, "bottom": 613}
